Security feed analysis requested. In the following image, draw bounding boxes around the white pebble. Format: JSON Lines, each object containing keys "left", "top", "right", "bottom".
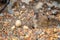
{"left": 58, "top": 36, "right": 60, "bottom": 38}
{"left": 51, "top": 10, "right": 57, "bottom": 14}
{"left": 47, "top": 3, "right": 53, "bottom": 7}
{"left": 22, "top": 5, "right": 25, "bottom": 8}
{"left": 35, "top": 2, "right": 43, "bottom": 9}
{"left": 11, "top": 25, "right": 15, "bottom": 30}
{"left": 23, "top": 25, "right": 29, "bottom": 29}
{"left": 15, "top": 20, "right": 21, "bottom": 27}
{"left": 21, "top": 0, "right": 32, "bottom": 4}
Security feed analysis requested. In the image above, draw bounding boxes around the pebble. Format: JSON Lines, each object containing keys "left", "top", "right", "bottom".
{"left": 57, "top": 24, "right": 60, "bottom": 28}
{"left": 21, "top": 0, "right": 32, "bottom": 4}
{"left": 58, "top": 36, "right": 60, "bottom": 38}
{"left": 14, "top": 11, "right": 20, "bottom": 16}
{"left": 3, "top": 21, "right": 10, "bottom": 27}
{"left": 23, "top": 25, "right": 29, "bottom": 29}
{"left": 11, "top": 25, "right": 16, "bottom": 30}
{"left": 47, "top": 3, "right": 53, "bottom": 7}
{"left": 21, "top": 5, "right": 26, "bottom": 8}
{"left": 48, "top": 7, "right": 51, "bottom": 10}
{"left": 24, "top": 34, "right": 29, "bottom": 38}
{"left": 11, "top": 37, "right": 19, "bottom": 40}
{"left": 51, "top": 10, "right": 58, "bottom": 15}
{"left": 35, "top": 2, "right": 43, "bottom": 9}
{"left": 0, "top": 13, "right": 4, "bottom": 16}
{"left": 15, "top": 20, "right": 21, "bottom": 27}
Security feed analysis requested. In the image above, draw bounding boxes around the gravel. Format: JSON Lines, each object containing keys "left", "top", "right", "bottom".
{"left": 0, "top": 0, "right": 60, "bottom": 40}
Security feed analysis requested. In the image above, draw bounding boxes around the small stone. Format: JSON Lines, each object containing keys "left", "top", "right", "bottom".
{"left": 3, "top": 21, "right": 10, "bottom": 27}
{"left": 11, "top": 37, "right": 19, "bottom": 40}
{"left": 51, "top": 10, "right": 58, "bottom": 15}
{"left": 24, "top": 34, "right": 29, "bottom": 38}
{"left": 22, "top": 5, "right": 26, "bottom": 8}
{"left": 48, "top": 7, "right": 51, "bottom": 10}
{"left": 58, "top": 36, "right": 60, "bottom": 38}
{"left": 23, "top": 25, "right": 29, "bottom": 29}
{"left": 54, "top": 28, "right": 57, "bottom": 32}
{"left": 11, "top": 25, "right": 16, "bottom": 30}
{"left": 47, "top": 3, "right": 53, "bottom": 7}
{"left": 0, "top": 13, "right": 4, "bottom": 16}
{"left": 35, "top": 29, "right": 43, "bottom": 35}
{"left": 15, "top": 20, "right": 21, "bottom": 27}
{"left": 14, "top": 11, "right": 20, "bottom": 16}
{"left": 21, "top": 0, "right": 32, "bottom": 4}
{"left": 57, "top": 24, "right": 60, "bottom": 28}
{"left": 35, "top": 2, "right": 43, "bottom": 9}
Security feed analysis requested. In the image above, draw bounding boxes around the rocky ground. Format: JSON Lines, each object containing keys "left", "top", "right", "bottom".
{"left": 0, "top": 0, "right": 60, "bottom": 40}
